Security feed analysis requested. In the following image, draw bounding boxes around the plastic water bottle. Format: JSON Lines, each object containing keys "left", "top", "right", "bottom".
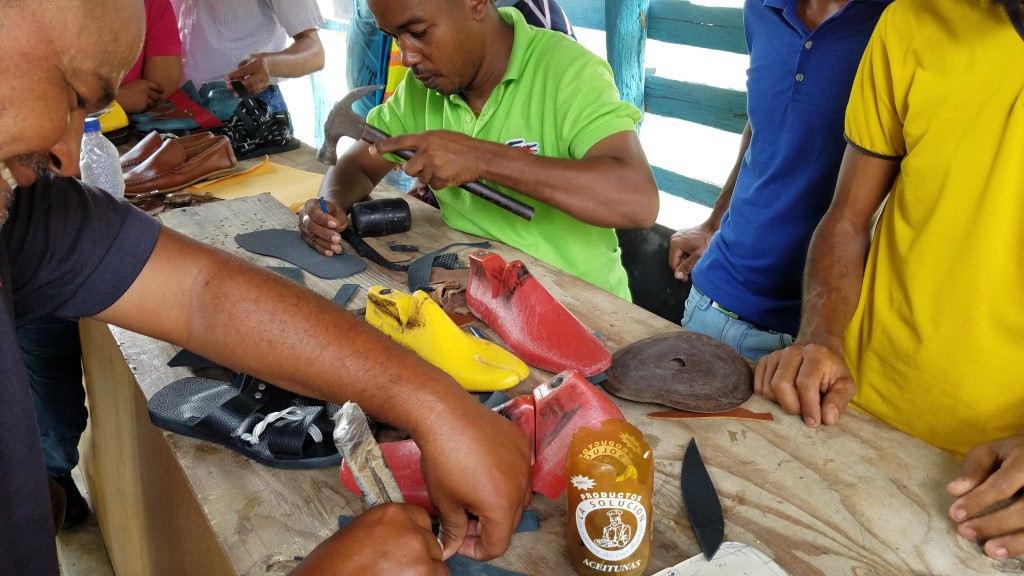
{"left": 80, "top": 116, "right": 125, "bottom": 197}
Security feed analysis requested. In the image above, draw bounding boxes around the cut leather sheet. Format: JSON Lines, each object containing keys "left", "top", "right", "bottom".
{"left": 266, "top": 266, "right": 305, "bottom": 285}
{"left": 185, "top": 157, "right": 325, "bottom": 212}
{"left": 647, "top": 407, "right": 774, "bottom": 422}
{"left": 605, "top": 331, "right": 754, "bottom": 413}
{"left": 237, "top": 229, "right": 366, "bottom": 279}
{"left": 332, "top": 284, "right": 359, "bottom": 307}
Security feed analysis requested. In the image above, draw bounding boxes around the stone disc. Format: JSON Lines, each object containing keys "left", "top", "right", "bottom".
{"left": 604, "top": 331, "right": 753, "bottom": 413}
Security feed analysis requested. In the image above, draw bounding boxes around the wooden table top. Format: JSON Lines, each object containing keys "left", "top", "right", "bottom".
{"left": 109, "top": 146, "right": 1010, "bottom": 575}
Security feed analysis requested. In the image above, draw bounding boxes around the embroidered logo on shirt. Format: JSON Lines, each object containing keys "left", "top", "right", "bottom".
{"left": 506, "top": 138, "right": 539, "bottom": 154}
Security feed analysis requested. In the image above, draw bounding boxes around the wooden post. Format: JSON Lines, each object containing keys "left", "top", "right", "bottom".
{"left": 606, "top": 0, "right": 650, "bottom": 114}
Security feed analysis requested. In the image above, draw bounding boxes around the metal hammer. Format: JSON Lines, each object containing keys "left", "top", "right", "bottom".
{"left": 317, "top": 84, "right": 536, "bottom": 221}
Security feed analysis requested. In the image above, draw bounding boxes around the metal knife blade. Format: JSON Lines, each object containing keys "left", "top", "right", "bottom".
{"left": 332, "top": 402, "right": 404, "bottom": 507}
{"left": 681, "top": 438, "right": 724, "bottom": 560}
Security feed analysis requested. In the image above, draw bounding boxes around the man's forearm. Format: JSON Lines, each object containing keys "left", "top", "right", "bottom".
{"left": 797, "top": 146, "right": 899, "bottom": 351}
{"left": 141, "top": 55, "right": 181, "bottom": 102}
{"left": 319, "top": 163, "right": 375, "bottom": 213}
{"left": 262, "top": 30, "right": 325, "bottom": 79}
{"left": 95, "top": 228, "right": 471, "bottom": 437}
{"left": 475, "top": 132, "right": 659, "bottom": 228}
{"left": 798, "top": 216, "right": 871, "bottom": 352}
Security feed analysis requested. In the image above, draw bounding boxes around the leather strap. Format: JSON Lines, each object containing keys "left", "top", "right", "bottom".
{"left": 168, "top": 89, "right": 223, "bottom": 129}
{"left": 407, "top": 241, "right": 490, "bottom": 292}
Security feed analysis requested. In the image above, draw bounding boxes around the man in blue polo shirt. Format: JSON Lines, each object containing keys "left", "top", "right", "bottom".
{"left": 667, "top": 0, "right": 891, "bottom": 360}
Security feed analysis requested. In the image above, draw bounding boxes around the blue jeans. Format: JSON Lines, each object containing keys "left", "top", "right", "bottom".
{"left": 17, "top": 316, "right": 87, "bottom": 476}
{"left": 681, "top": 286, "right": 794, "bottom": 362}
{"left": 256, "top": 84, "right": 293, "bottom": 134}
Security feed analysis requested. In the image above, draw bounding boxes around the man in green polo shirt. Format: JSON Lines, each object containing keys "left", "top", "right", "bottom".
{"left": 299, "top": 0, "right": 659, "bottom": 300}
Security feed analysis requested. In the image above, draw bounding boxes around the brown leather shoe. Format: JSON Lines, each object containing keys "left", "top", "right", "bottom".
{"left": 123, "top": 135, "right": 237, "bottom": 195}
{"left": 120, "top": 131, "right": 215, "bottom": 172}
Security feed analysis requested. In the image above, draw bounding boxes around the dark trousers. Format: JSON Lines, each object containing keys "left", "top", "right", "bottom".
{"left": 17, "top": 316, "right": 86, "bottom": 477}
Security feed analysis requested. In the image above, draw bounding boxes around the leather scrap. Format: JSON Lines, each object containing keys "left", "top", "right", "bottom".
{"left": 647, "top": 407, "right": 774, "bottom": 422}
{"left": 332, "top": 284, "right": 359, "bottom": 307}
{"left": 266, "top": 266, "right": 305, "bottom": 285}
{"left": 363, "top": 236, "right": 416, "bottom": 263}
{"left": 407, "top": 241, "right": 490, "bottom": 293}
{"left": 604, "top": 331, "right": 753, "bottom": 413}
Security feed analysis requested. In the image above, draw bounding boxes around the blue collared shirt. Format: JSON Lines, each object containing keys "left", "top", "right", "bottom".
{"left": 692, "top": 0, "right": 891, "bottom": 336}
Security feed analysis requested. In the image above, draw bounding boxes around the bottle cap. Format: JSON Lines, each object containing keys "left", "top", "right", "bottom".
{"left": 83, "top": 117, "right": 102, "bottom": 133}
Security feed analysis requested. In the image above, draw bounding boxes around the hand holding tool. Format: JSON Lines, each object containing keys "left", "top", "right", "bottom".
{"left": 318, "top": 85, "right": 535, "bottom": 221}
{"left": 332, "top": 402, "right": 404, "bottom": 507}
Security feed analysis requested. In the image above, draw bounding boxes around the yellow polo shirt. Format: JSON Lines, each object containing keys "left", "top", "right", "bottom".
{"left": 843, "top": 0, "right": 1024, "bottom": 456}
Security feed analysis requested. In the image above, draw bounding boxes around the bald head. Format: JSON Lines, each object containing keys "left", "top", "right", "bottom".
{"left": 0, "top": 0, "right": 144, "bottom": 177}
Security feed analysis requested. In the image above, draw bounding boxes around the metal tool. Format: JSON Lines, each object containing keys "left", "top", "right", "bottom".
{"left": 681, "top": 438, "right": 724, "bottom": 560}
{"left": 332, "top": 402, "right": 404, "bottom": 507}
{"left": 317, "top": 84, "right": 535, "bottom": 221}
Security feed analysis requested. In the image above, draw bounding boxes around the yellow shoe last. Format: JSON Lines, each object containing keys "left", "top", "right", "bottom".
{"left": 365, "top": 286, "right": 529, "bottom": 391}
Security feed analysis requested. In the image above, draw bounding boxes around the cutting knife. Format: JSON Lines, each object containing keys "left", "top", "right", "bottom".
{"left": 332, "top": 402, "right": 405, "bottom": 507}
{"left": 681, "top": 438, "right": 724, "bottom": 560}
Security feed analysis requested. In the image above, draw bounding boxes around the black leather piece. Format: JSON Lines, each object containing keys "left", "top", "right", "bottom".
{"left": 333, "top": 284, "right": 359, "bottom": 307}
{"left": 266, "top": 406, "right": 322, "bottom": 459}
{"left": 406, "top": 241, "right": 491, "bottom": 293}
{"left": 682, "top": 438, "right": 724, "bottom": 560}
{"left": 233, "top": 374, "right": 339, "bottom": 448}
{"left": 238, "top": 229, "right": 367, "bottom": 279}
{"left": 167, "top": 348, "right": 222, "bottom": 369}
{"left": 341, "top": 227, "right": 410, "bottom": 271}
{"left": 193, "top": 392, "right": 265, "bottom": 439}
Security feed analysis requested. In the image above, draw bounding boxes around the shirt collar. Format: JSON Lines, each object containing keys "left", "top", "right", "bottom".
{"left": 500, "top": 7, "right": 531, "bottom": 84}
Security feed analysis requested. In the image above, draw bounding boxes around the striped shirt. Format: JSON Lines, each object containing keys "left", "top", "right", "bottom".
{"left": 171, "top": 0, "right": 324, "bottom": 85}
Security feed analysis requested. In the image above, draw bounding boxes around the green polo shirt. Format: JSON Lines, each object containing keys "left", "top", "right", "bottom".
{"left": 367, "top": 8, "right": 641, "bottom": 299}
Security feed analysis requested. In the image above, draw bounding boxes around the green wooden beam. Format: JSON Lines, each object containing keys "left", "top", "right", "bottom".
{"left": 644, "top": 75, "right": 747, "bottom": 134}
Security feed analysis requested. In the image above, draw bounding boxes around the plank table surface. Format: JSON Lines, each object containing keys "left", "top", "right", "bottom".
{"left": 78, "top": 146, "right": 1019, "bottom": 576}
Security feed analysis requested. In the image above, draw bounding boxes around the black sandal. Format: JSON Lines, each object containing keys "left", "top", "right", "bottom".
{"left": 148, "top": 376, "right": 342, "bottom": 469}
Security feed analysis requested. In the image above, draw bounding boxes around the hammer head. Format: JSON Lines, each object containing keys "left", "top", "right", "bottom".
{"left": 317, "top": 84, "right": 385, "bottom": 165}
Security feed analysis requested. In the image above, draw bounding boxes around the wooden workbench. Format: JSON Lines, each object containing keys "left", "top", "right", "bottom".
{"left": 78, "top": 147, "right": 1013, "bottom": 575}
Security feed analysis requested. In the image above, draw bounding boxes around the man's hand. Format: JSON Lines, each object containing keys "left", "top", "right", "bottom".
{"left": 293, "top": 503, "right": 447, "bottom": 575}
{"left": 948, "top": 434, "right": 1024, "bottom": 559}
{"left": 298, "top": 198, "right": 345, "bottom": 256}
{"left": 754, "top": 341, "right": 858, "bottom": 427}
{"left": 226, "top": 55, "right": 270, "bottom": 96}
{"left": 416, "top": 405, "right": 531, "bottom": 561}
{"left": 117, "top": 79, "right": 163, "bottom": 113}
{"left": 370, "top": 131, "right": 481, "bottom": 191}
{"left": 668, "top": 222, "right": 717, "bottom": 282}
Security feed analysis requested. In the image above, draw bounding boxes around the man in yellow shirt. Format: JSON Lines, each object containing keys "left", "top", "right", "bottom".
{"left": 754, "top": 0, "right": 1024, "bottom": 560}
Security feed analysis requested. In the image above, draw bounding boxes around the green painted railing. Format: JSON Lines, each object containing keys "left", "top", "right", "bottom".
{"left": 560, "top": 0, "right": 747, "bottom": 208}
